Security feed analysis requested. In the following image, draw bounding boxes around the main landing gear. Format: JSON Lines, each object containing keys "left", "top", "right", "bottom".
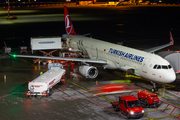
{"left": 151, "top": 81, "right": 158, "bottom": 93}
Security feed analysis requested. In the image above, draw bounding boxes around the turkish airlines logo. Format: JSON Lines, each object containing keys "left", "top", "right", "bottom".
{"left": 65, "top": 15, "right": 72, "bottom": 34}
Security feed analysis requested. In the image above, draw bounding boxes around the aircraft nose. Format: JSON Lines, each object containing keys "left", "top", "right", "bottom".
{"left": 165, "top": 70, "right": 176, "bottom": 83}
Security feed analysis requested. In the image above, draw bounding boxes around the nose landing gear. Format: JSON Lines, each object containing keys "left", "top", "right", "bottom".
{"left": 151, "top": 81, "right": 158, "bottom": 93}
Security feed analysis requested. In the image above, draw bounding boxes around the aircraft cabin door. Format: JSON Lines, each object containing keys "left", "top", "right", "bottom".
{"left": 142, "top": 58, "right": 150, "bottom": 73}
{"left": 90, "top": 45, "right": 98, "bottom": 59}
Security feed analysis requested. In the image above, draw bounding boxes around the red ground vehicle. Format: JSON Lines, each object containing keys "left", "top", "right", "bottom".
{"left": 138, "top": 90, "right": 159, "bottom": 107}
{"left": 18, "top": 46, "right": 28, "bottom": 53}
{"left": 93, "top": 83, "right": 135, "bottom": 96}
{"left": 54, "top": 52, "right": 76, "bottom": 67}
{"left": 8, "top": 15, "right": 17, "bottom": 20}
{"left": 111, "top": 96, "right": 144, "bottom": 119}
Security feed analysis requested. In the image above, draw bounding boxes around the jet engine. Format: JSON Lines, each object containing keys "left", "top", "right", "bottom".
{"left": 79, "top": 65, "right": 98, "bottom": 78}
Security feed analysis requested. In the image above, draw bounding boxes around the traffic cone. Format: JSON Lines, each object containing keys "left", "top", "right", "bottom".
{"left": 96, "top": 80, "right": 98, "bottom": 86}
{"left": 4, "top": 75, "right": 6, "bottom": 82}
{"left": 34, "top": 66, "right": 37, "bottom": 70}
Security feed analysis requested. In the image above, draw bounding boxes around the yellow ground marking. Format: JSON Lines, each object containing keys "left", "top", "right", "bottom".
{"left": 116, "top": 77, "right": 121, "bottom": 79}
{"left": 144, "top": 108, "right": 172, "bottom": 113}
{"left": 164, "top": 108, "right": 172, "bottom": 110}
{"left": 18, "top": 58, "right": 36, "bottom": 66}
{"left": 153, "top": 115, "right": 177, "bottom": 120}
{"left": 144, "top": 110, "right": 161, "bottom": 113}
{"left": 125, "top": 72, "right": 180, "bottom": 89}
{"left": 165, "top": 96, "right": 171, "bottom": 98}
{"left": 66, "top": 79, "right": 114, "bottom": 102}
{"left": 159, "top": 85, "right": 165, "bottom": 98}
{"left": 18, "top": 58, "right": 46, "bottom": 71}
{"left": 144, "top": 115, "right": 177, "bottom": 120}
{"left": 107, "top": 73, "right": 112, "bottom": 76}
{"left": 143, "top": 115, "right": 153, "bottom": 120}
{"left": 135, "top": 84, "right": 151, "bottom": 91}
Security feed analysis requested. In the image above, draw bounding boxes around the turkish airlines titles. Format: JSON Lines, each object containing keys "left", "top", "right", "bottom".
{"left": 109, "top": 48, "right": 145, "bottom": 63}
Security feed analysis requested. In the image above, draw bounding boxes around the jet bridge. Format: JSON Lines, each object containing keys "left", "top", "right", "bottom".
{"left": 157, "top": 51, "right": 180, "bottom": 73}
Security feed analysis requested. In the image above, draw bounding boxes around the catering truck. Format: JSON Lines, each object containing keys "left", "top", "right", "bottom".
{"left": 26, "top": 68, "right": 65, "bottom": 97}
{"left": 138, "top": 90, "right": 159, "bottom": 108}
{"left": 30, "top": 37, "right": 62, "bottom": 52}
{"left": 111, "top": 96, "right": 144, "bottom": 119}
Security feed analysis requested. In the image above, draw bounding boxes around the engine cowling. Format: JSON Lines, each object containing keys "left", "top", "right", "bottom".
{"left": 79, "top": 65, "right": 98, "bottom": 79}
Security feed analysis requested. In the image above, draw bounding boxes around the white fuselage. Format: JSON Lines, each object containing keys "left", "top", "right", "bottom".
{"left": 63, "top": 34, "right": 176, "bottom": 83}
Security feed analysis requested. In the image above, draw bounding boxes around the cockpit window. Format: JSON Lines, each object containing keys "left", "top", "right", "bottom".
{"left": 162, "top": 65, "right": 168, "bottom": 69}
{"left": 153, "top": 65, "right": 157, "bottom": 69}
{"left": 168, "top": 65, "right": 172, "bottom": 69}
{"left": 157, "top": 65, "right": 161, "bottom": 69}
{"left": 154, "top": 65, "right": 172, "bottom": 69}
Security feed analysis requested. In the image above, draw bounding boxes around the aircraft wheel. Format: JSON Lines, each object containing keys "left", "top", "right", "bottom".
{"left": 154, "top": 103, "right": 158, "bottom": 108}
{"left": 155, "top": 88, "right": 158, "bottom": 92}
{"left": 152, "top": 88, "right": 155, "bottom": 93}
{"left": 114, "top": 107, "right": 117, "bottom": 112}
{"left": 146, "top": 103, "right": 150, "bottom": 108}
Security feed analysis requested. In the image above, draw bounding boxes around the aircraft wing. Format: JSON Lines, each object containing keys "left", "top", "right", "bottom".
{"left": 12, "top": 54, "right": 107, "bottom": 64}
{"left": 144, "top": 31, "right": 174, "bottom": 53}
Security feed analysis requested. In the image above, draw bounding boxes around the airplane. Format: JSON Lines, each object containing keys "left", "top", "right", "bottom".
{"left": 13, "top": 6, "right": 176, "bottom": 93}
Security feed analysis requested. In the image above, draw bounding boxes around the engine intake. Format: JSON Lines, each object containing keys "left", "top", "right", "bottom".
{"left": 79, "top": 65, "right": 98, "bottom": 79}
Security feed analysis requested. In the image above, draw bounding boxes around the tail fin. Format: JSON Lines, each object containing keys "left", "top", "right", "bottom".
{"left": 169, "top": 31, "right": 174, "bottom": 45}
{"left": 64, "top": 6, "right": 77, "bottom": 35}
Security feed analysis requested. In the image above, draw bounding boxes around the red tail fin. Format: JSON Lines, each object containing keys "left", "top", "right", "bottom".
{"left": 64, "top": 6, "right": 77, "bottom": 35}
{"left": 169, "top": 31, "right": 174, "bottom": 45}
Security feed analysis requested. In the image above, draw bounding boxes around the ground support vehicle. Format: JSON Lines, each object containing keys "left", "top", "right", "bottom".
{"left": 18, "top": 46, "right": 28, "bottom": 53}
{"left": 53, "top": 52, "right": 77, "bottom": 67}
{"left": 48, "top": 63, "right": 63, "bottom": 70}
{"left": 26, "top": 68, "right": 65, "bottom": 97}
{"left": 111, "top": 96, "right": 144, "bottom": 119}
{"left": 3, "top": 47, "right": 11, "bottom": 54}
{"left": 138, "top": 90, "right": 159, "bottom": 108}
{"left": 7, "top": 15, "right": 17, "bottom": 20}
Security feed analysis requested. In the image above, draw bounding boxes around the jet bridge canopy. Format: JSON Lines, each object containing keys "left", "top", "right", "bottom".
{"left": 157, "top": 51, "right": 180, "bottom": 73}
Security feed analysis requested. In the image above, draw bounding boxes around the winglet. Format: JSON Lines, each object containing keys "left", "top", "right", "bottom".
{"left": 169, "top": 31, "right": 174, "bottom": 45}
{"left": 64, "top": 6, "right": 77, "bottom": 35}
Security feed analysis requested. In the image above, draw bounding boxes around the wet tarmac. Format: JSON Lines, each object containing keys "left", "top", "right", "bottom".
{"left": 0, "top": 55, "right": 180, "bottom": 120}
{"left": 0, "top": 5, "right": 180, "bottom": 120}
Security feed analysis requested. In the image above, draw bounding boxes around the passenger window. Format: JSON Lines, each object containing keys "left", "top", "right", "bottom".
{"left": 157, "top": 65, "right": 161, "bottom": 69}
{"left": 162, "top": 65, "right": 168, "bottom": 69}
{"left": 124, "top": 101, "right": 127, "bottom": 108}
{"left": 168, "top": 65, "right": 172, "bottom": 69}
{"left": 153, "top": 65, "right": 157, "bottom": 69}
